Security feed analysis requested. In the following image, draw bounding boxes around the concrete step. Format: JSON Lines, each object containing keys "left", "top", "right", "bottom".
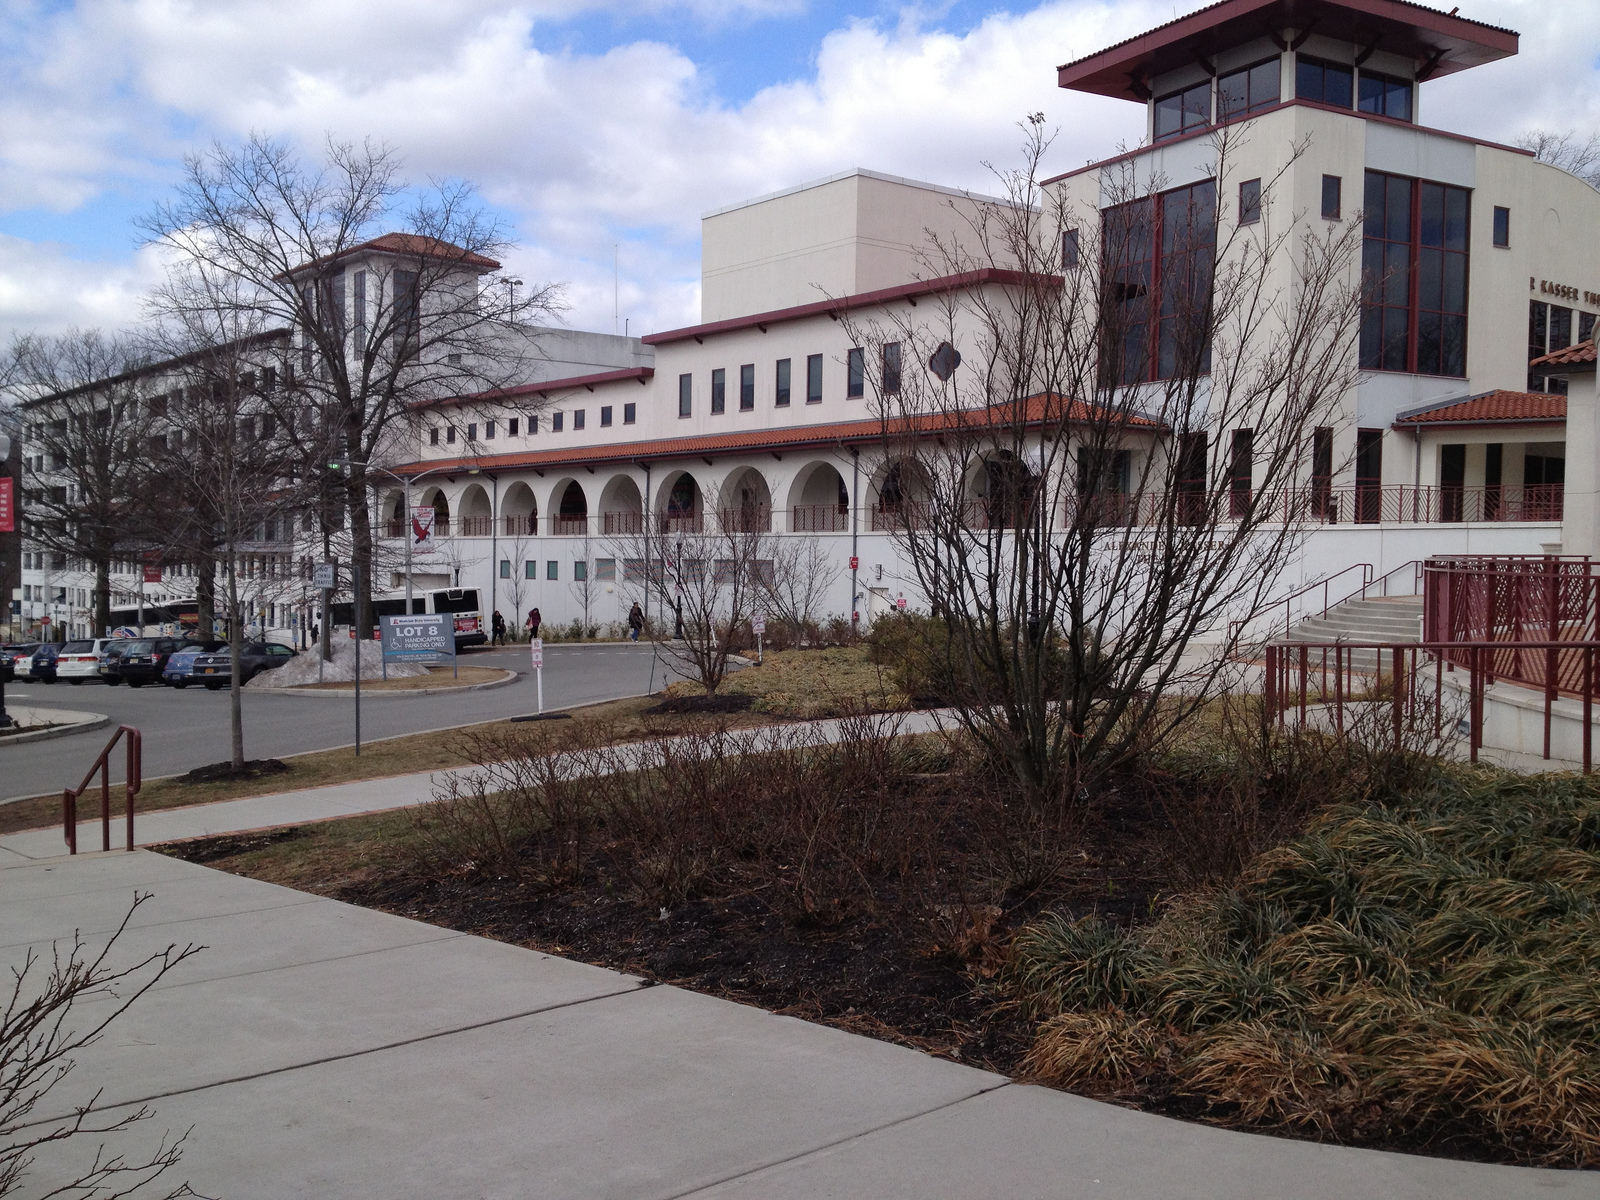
{"left": 1285, "top": 594, "right": 1423, "bottom": 648}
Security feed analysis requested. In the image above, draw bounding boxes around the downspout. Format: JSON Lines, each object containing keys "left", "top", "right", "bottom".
{"left": 643, "top": 461, "right": 652, "bottom": 626}
{"left": 850, "top": 447, "right": 860, "bottom": 626}
{"left": 489, "top": 473, "right": 499, "bottom": 628}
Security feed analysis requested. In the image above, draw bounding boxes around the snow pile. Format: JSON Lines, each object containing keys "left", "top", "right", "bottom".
{"left": 247, "top": 639, "right": 434, "bottom": 688}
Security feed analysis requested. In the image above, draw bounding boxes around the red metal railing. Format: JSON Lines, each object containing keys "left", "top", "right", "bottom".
{"left": 719, "top": 506, "right": 771, "bottom": 533}
{"left": 1264, "top": 641, "right": 1598, "bottom": 772}
{"left": 550, "top": 515, "right": 589, "bottom": 536}
{"left": 792, "top": 504, "right": 850, "bottom": 532}
{"left": 457, "top": 516, "right": 492, "bottom": 537}
{"left": 502, "top": 514, "right": 537, "bottom": 537}
{"left": 602, "top": 511, "right": 643, "bottom": 535}
{"left": 63, "top": 724, "right": 142, "bottom": 854}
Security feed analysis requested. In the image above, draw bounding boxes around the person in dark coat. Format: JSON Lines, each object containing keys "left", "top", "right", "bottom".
{"left": 491, "top": 610, "right": 506, "bottom": 646}
{"left": 628, "top": 602, "right": 644, "bottom": 641}
{"left": 525, "top": 607, "right": 541, "bottom": 640}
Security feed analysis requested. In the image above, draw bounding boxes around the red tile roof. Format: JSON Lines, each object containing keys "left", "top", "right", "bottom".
{"left": 388, "top": 394, "right": 1156, "bottom": 478}
{"left": 641, "top": 269, "right": 1054, "bottom": 346}
{"left": 1530, "top": 339, "right": 1598, "bottom": 369}
{"left": 1057, "top": 0, "right": 1517, "bottom": 104}
{"left": 1393, "top": 390, "right": 1566, "bottom": 427}
{"left": 410, "top": 367, "right": 654, "bottom": 411}
{"left": 283, "top": 233, "right": 501, "bottom": 278}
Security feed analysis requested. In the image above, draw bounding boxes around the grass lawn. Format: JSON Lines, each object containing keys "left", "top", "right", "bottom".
{"left": 663, "top": 646, "right": 905, "bottom": 718}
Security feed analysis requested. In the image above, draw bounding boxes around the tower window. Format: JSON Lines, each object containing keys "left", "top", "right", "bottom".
{"left": 1217, "top": 58, "right": 1280, "bottom": 120}
{"left": 1154, "top": 81, "right": 1210, "bottom": 141}
{"left": 1296, "top": 55, "right": 1353, "bottom": 108}
{"left": 1358, "top": 71, "right": 1413, "bottom": 122}
{"left": 1493, "top": 206, "right": 1510, "bottom": 248}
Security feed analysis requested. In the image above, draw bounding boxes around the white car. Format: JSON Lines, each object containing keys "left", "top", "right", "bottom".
{"left": 56, "top": 638, "right": 116, "bottom": 684}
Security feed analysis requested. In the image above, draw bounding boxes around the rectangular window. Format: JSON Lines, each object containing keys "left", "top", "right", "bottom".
{"left": 353, "top": 270, "right": 367, "bottom": 355}
{"left": 525, "top": 560, "right": 537, "bottom": 579}
{"left": 1102, "top": 180, "right": 1217, "bottom": 385}
{"left": 529, "top": 414, "right": 539, "bottom": 434}
{"left": 1061, "top": 229, "right": 1080, "bottom": 268}
{"left": 1358, "top": 70, "right": 1412, "bottom": 121}
{"left": 1355, "top": 429, "right": 1383, "bottom": 523}
{"left": 1229, "top": 428, "right": 1253, "bottom": 518}
{"left": 775, "top": 359, "right": 791, "bottom": 406}
{"left": 574, "top": 560, "right": 587, "bottom": 582}
{"left": 847, "top": 348, "right": 865, "bottom": 397}
{"left": 508, "top": 417, "right": 519, "bottom": 436}
{"left": 623, "top": 402, "right": 636, "bottom": 424}
{"left": 1359, "top": 171, "right": 1469, "bottom": 378}
{"left": 600, "top": 405, "right": 613, "bottom": 427}
{"left": 1493, "top": 206, "right": 1510, "bottom": 247}
{"left": 429, "top": 427, "right": 439, "bottom": 446}
{"left": 1529, "top": 300, "right": 1572, "bottom": 394}
{"left": 547, "top": 560, "right": 559, "bottom": 580}
{"left": 499, "top": 560, "right": 511, "bottom": 579}
{"left": 595, "top": 558, "right": 616, "bottom": 582}
{"left": 552, "top": 412, "right": 564, "bottom": 432}
{"left": 1295, "top": 55, "right": 1353, "bottom": 107}
{"left": 1154, "top": 80, "right": 1210, "bottom": 141}
{"left": 1313, "top": 423, "right": 1336, "bottom": 516}
{"left": 806, "top": 354, "right": 823, "bottom": 403}
{"left": 1239, "top": 178, "right": 1261, "bottom": 224}
{"left": 1217, "top": 57, "right": 1280, "bottom": 120}
{"left": 573, "top": 409, "right": 585, "bottom": 430}
{"left": 467, "top": 423, "right": 478, "bottom": 441}
{"left": 446, "top": 425, "right": 457, "bottom": 444}
{"left": 882, "top": 342, "right": 902, "bottom": 393}
{"left": 1582, "top": 312, "right": 1597, "bottom": 345}
{"left": 485, "top": 420, "right": 496, "bottom": 439}
{"left": 1321, "top": 175, "right": 1342, "bottom": 219}
{"left": 740, "top": 363, "right": 755, "bottom": 410}
{"left": 679, "top": 373, "right": 692, "bottom": 417}
{"left": 711, "top": 368, "right": 726, "bottom": 414}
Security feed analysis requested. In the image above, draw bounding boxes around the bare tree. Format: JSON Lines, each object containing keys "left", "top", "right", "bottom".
{"left": 501, "top": 530, "right": 533, "bottom": 640}
{"left": 2, "top": 894, "right": 203, "bottom": 1199}
{"left": 139, "top": 135, "right": 562, "bottom": 639}
{"left": 616, "top": 490, "right": 772, "bottom": 696}
{"left": 1517, "top": 129, "right": 1600, "bottom": 189}
{"left": 843, "top": 118, "right": 1362, "bottom": 810}
{"left": 1, "top": 332, "right": 150, "bottom": 639}
{"left": 761, "top": 536, "right": 843, "bottom": 644}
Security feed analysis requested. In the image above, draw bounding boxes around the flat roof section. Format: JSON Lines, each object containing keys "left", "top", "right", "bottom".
{"left": 1057, "top": 0, "right": 1518, "bottom": 104}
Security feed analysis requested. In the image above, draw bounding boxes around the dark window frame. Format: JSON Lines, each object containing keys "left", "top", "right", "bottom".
{"left": 739, "top": 363, "right": 755, "bottom": 410}
{"left": 1239, "top": 178, "right": 1261, "bottom": 225}
{"left": 1358, "top": 70, "right": 1413, "bottom": 122}
{"left": 1321, "top": 174, "right": 1342, "bottom": 220}
{"left": 1061, "top": 228, "right": 1080, "bottom": 268}
{"left": 774, "top": 358, "right": 791, "bottom": 407}
{"left": 600, "top": 406, "right": 612, "bottom": 427}
{"left": 623, "top": 402, "right": 636, "bottom": 424}
{"left": 1295, "top": 54, "right": 1354, "bottom": 108}
{"left": 1154, "top": 80, "right": 1211, "bottom": 141}
{"left": 678, "top": 373, "right": 692, "bottom": 418}
{"left": 1217, "top": 57, "right": 1281, "bottom": 121}
{"left": 1492, "top": 206, "right": 1510, "bottom": 248}
{"left": 1359, "top": 170, "right": 1469, "bottom": 378}
{"left": 806, "top": 354, "right": 823, "bottom": 403}
{"left": 711, "top": 367, "right": 726, "bottom": 414}
{"left": 846, "top": 348, "right": 865, "bottom": 397}
{"left": 882, "top": 342, "right": 902, "bottom": 394}
{"left": 573, "top": 409, "right": 585, "bottom": 431}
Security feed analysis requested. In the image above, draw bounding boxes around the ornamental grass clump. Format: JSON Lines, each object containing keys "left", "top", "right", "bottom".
{"left": 1011, "top": 769, "right": 1600, "bottom": 1166}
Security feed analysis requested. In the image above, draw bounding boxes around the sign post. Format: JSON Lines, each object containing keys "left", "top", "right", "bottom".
{"left": 752, "top": 612, "right": 766, "bottom": 665}
{"left": 352, "top": 562, "right": 361, "bottom": 757}
{"left": 312, "top": 561, "right": 335, "bottom": 684}
{"left": 529, "top": 637, "right": 544, "bottom": 714}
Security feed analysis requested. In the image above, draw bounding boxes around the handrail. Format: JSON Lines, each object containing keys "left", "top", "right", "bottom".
{"left": 62, "top": 724, "right": 142, "bottom": 855}
{"left": 1275, "top": 562, "right": 1373, "bottom": 636}
{"left": 1357, "top": 559, "right": 1424, "bottom": 602}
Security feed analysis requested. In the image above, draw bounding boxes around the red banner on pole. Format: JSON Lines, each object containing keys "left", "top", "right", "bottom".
{"left": 0, "top": 478, "right": 13, "bottom": 534}
{"left": 142, "top": 550, "right": 162, "bottom": 583}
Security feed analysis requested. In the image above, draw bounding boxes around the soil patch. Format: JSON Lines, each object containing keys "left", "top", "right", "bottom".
{"left": 644, "top": 693, "right": 754, "bottom": 715}
{"left": 181, "top": 758, "right": 291, "bottom": 785}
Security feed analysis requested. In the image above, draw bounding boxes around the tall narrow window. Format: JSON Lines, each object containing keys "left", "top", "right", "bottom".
{"left": 573, "top": 409, "right": 585, "bottom": 430}
{"left": 1154, "top": 81, "right": 1210, "bottom": 140}
{"left": 1529, "top": 300, "right": 1572, "bottom": 395}
{"left": 847, "top": 348, "right": 865, "bottom": 397}
{"left": 1355, "top": 429, "right": 1383, "bottom": 523}
{"left": 394, "top": 270, "right": 419, "bottom": 346}
{"left": 623, "top": 402, "right": 636, "bottom": 424}
{"left": 353, "top": 270, "right": 367, "bottom": 355}
{"left": 1440, "top": 443, "right": 1465, "bottom": 522}
{"left": 1312, "top": 426, "right": 1334, "bottom": 521}
{"left": 508, "top": 418, "right": 519, "bottom": 436}
{"left": 1360, "top": 171, "right": 1467, "bottom": 377}
{"left": 1239, "top": 178, "right": 1261, "bottom": 224}
{"left": 739, "top": 364, "right": 755, "bottom": 410}
{"left": 600, "top": 406, "right": 612, "bottom": 427}
{"left": 1102, "top": 180, "right": 1216, "bottom": 386}
{"left": 1321, "top": 175, "right": 1342, "bottom": 220}
{"left": 1415, "top": 182, "right": 1470, "bottom": 377}
{"left": 1061, "top": 229, "right": 1080, "bottom": 268}
{"left": 1360, "top": 171, "right": 1414, "bottom": 373}
{"left": 1492, "top": 206, "right": 1510, "bottom": 247}
{"left": 774, "top": 359, "right": 791, "bottom": 406}
{"left": 1295, "top": 55, "right": 1353, "bottom": 107}
{"left": 552, "top": 412, "right": 564, "bottom": 432}
{"left": 1358, "top": 71, "right": 1412, "bottom": 121}
{"left": 1176, "top": 433, "right": 1207, "bottom": 526}
{"left": 711, "top": 368, "right": 726, "bottom": 414}
{"left": 678, "top": 373, "right": 692, "bottom": 418}
{"left": 1229, "top": 428, "right": 1253, "bottom": 518}
{"left": 485, "top": 420, "right": 496, "bottom": 439}
{"left": 806, "top": 354, "right": 823, "bottom": 403}
{"left": 1217, "top": 58, "right": 1280, "bottom": 120}
{"left": 882, "top": 343, "right": 902, "bottom": 394}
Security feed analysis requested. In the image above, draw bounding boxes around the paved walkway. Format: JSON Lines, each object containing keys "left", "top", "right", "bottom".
{"left": 2, "top": 849, "right": 1591, "bottom": 1198}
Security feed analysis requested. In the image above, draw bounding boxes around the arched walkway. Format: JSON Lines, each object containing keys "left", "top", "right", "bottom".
{"left": 599, "top": 475, "right": 644, "bottom": 536}
{"left": 787, "top": 461, "right": 850, "bottom": 532}
{"left": 459, "top": 483, "right": 493, "bottom": 537}
{"left": 872, "top": 459, "right": 932, "bottom": 531}
{"left": 420, "top": 486, "right": 451, "bottom": 538}
{"left": 554, "top": 480, "right": 589, "bottom": 536}
{"left": 502, "top": 482, "right": 537, "bottom": 538}
{"left": 657, "top": 471, "right": 703, "bottom": 534}
{"left": 720, "top": 467, "right": 772, "bottom": 532}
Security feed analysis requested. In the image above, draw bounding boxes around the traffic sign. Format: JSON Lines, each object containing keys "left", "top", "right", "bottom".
{"left": 529, "top": 637, "right": 544, "bottom": 669}
{"left": 896, "top": 596, "right": 908, "bottom": 610}
{"left": 312, "top": 562, "right": 336, "bottom": 590}
{"left": 849, "top": 556, "right": 858, "bottom": 570}
{"left": 752, "top": 613, "right": 766, "bottom": 636}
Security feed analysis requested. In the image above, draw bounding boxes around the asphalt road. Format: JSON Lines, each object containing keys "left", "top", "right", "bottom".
{"left": 0, "top": 641, "right": 685, "bottom": 802}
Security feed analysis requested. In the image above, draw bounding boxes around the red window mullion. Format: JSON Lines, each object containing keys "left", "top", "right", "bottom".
{"left": 1148, "top": 192, "right": 1165, "bottom": 382}
{"left": 1407, "top": 179, "right": 1421, "bottom": 373}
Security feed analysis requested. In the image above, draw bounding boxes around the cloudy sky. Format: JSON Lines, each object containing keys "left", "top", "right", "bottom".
{"left": 1, "top": 0, "right": 1595, "bottom": 343}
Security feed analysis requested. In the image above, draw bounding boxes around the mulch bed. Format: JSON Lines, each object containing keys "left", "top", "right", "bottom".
{"left": 642, "top": 693, "right": 755, "bottom": 715}
{"left": 181, "top": 758, "right": 291, "bottom": 785}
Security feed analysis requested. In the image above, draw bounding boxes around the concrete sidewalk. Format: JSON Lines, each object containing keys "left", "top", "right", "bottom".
{"left": 2, "top": 849, "right": 1591, "bottom": 1199}
{"left": 0, "top": 710, "right": 955, "bottom": 861}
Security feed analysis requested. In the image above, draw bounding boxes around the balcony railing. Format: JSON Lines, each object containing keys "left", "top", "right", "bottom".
{"left": 457, "top": 516, "right": 492, "bottom": 537}
{"left": 384, "top": 518, "right": 407, "bottom": 539}
{"left": 658, "top": 512, "right": 703, "bottom": 535}
{"left": 720, "top": 505, "right": 771, "bottom": 533}
{"left": 603, "top": 511, "right": 644, "bottom": 535}
{"left": 1299, "top": 484, "right": 1564, "bottom": 525}
{"left": 792, "top": 504, "right": 850, "bottom": 532}
{"left": 550, "top": 515, "right": 589, "bottom": 536}
{"left": 502, "top": 514, "right": 537, "bottom": 537}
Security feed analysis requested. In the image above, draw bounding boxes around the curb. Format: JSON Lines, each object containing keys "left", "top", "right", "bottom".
{"left": 253, "top": 668, "right": 521, "bottom": 699}
{"left": 0, "top": 711, "right": 112, "bottom": 746}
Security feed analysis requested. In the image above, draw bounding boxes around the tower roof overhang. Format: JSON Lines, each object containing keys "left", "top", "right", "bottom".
{"left": 1057, "top": 0, "right": 1517, "bottom": 104}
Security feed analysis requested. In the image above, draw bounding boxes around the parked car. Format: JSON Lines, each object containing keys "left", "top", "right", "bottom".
{"left": 191, "top": 642, "right": 297, "bottom": 689}
{"left": 24, "top": 643, "right": 62, "bottom": 683}
{"left": 116, "top": 638, "right": 194, "bottom": 687}
{"left": 5, "top": 644, "right": 42, "bottom": 681}
{"left": 56, "top": 639, "right": 116, "bottom": 684}
{"left": 97, "top": 640, "right": 135, "bottom": 685}
{"left": 162, "top": 642, "right": 225, "bottom": 688}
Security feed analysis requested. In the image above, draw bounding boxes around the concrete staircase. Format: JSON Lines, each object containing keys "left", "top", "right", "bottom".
{"left": 1281, "top": 595, "right": 1423, "bottom": 671}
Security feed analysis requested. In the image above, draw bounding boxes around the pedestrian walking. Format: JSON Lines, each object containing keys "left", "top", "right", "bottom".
{"left": 628, "top": 602, "right": 644, "bottom": 641}
{"left": 492, "top": 610, "right": 506, "bottom": 646}
{"left": 525, "top": 607, "right": 541, "bottom": 641}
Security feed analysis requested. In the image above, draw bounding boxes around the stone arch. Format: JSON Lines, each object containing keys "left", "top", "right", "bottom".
{"left": 972, "top": 449, "right": 1039, "bottom": 528}
{"left": 458, "top": 482, "right": 493, "bottom": 537}
{"left": 655, "top": 470, "right": 703, "bottom": 534}
{"left": 720, "top": 467, "right": 772, "bottom": 532}
{"left": 419, "top": 486, "right": 451, "bottom": 537}
{"left": 552, "top": 478, "right": 588, "bottom": 535}
{"left": 871, "top": 458, "right": 933, "bottom": 531}
{"left": 786, "top": 461, "right": 850, "bottom": 532}
{"left": 502, "top": 481, "right": 537, "bottom": 537}
{"left": 599, "top": 474, "right": 644, "bottom": 536}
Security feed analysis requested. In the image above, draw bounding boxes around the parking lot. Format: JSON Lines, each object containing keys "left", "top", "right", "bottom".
{"left": 0, "top": 641, "right": 680, "bottom": 803}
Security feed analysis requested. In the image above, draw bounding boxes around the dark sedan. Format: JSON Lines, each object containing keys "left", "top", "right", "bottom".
{"left": 96, "top": 640, "right": 133, "bottom": 685}
{"left": 25, "top": 643, "right": 62, "bottom": 682}
{"left": 116, "top": 638, "right": 197, "bottom": 687}
{"left": 191, "top": 642, "right": 297, "bottom": 689}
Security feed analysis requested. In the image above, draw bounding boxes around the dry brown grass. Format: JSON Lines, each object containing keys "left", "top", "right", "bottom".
{"left": 663, "top": 647, "right": 905, "bottom": 719}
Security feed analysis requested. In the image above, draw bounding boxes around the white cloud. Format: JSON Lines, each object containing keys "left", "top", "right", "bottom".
{"left": 1, "top": 0, "right": 1596, "bottom": 340}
